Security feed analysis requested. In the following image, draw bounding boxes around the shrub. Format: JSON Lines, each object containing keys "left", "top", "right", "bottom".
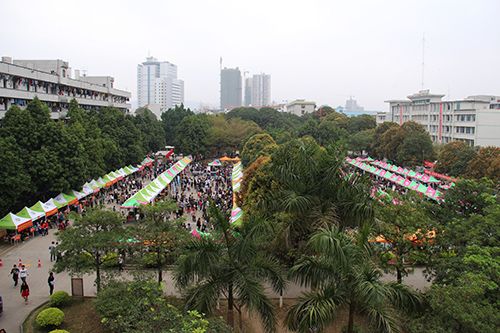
{"left": 141, "top": 252, "right": 159, "bottom": 268}
{"left": 50, "top": 291, "right": 71, "bottom": 307}
{"left": 102, "top": 252, "right": 118, "bottom": 268}
{"left": 49, "top": 330, "right": 70, "bottom": 333}
{"left": 36, "top": 307, "right": 64, "bottom": 328}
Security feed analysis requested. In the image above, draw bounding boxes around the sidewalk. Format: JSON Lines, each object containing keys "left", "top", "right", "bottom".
{"left": 0, "top": 230, "right": 96, "bottom": 333}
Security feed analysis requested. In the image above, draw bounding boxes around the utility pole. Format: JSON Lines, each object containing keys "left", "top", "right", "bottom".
{"left": 421, "top": 33, "right": 425, "bottom": 90}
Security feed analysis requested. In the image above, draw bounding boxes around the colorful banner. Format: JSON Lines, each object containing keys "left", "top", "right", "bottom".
{"left": 346, "top": 157, "right": 443, "bottom": 201}
{"left": 121, "top": 157, "right": 192, "bottom": 208}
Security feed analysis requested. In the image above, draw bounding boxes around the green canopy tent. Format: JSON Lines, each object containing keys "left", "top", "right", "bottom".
{"left": 30, "top": 201, "right": 58, "bottom": 217}
{"left": 0, "top": 213, "right": 33, "bottom": 232}
{"left": 17, "top": 207, "right": 44, "bottom": 222}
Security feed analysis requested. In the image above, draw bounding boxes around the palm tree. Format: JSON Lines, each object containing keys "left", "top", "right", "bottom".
{"left": 286, "top": 225, "right": 422, "bottom": 333}
{"left": 253, "top": 138, "right": 374, "bottom": 262}
{"left": 174, "top": 204, "right": 286, "bottom": 332}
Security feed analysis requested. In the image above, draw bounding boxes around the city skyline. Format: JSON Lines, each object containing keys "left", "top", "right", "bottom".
{"left": 2, "top": 0, "right": 499, "bottom": 111}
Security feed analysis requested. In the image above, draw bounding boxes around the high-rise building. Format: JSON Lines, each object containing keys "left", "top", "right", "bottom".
{"left": 251, "top": 73, "right": 271, "bottom": 107}
{"left": 137, "top": 56, "right": 184, "bottom": 113}
{"left": 244, "top": 77, "right": 252, "bottom": 106}
{"left": 220, "top": 67, "right": 242, "bottom": 110}
{"left": 381, "top": 90, "right": 500, "bottom": 147}
{"left": 0, "top": 56, "right": 131, "bottom": 118}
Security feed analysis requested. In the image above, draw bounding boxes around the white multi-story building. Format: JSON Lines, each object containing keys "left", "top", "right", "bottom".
{"left": 137, "top": 57, "right": 184, "bottom": 113}
{"left": 0, "top": 56, "right": 131, "bottom": 118}
{"left": 382, "top": 90, "right": 500, "bottom": 147}
{"left": 251, "top": 73, "right": 271, "bottom": 107}
{"left": 287, "top": 99, "right": 316, "bottom": 116}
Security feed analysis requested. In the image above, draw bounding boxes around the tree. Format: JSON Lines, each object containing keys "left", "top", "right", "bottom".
{"left": 95, "top": 279, "right": 231, "bottom": 333}
{"left": 175, "top": 205, "right": 285, "bottom": 332}
{"left": 396, "top": 129, "right": 434, "bottom": 166}
{"left": 161, "top": 104, "right": 194, "bottom": 145}
{"left": 251, "top": 138, "right": 374, "bottom": 261}
{"left": 133, "top": 200, "right": 188, "bottom": 284}
{"left": 426, "top": 178, "right": 496, "bottom": 223}
{"left": 348, "top": 128, "right": 375, "bottom": 154}
{"left": 226, "top": 107, "right": 303, "bottom": 133}
{"left": 207, "top": 115, "right": 262, "bottom": 155}
{"left": 176, "top": 115, "right": 211, "bottom": 155}
{"left": 286, "top": 226, "right": 422, "bottom": 333}
{"left": 466, "top": 146, "right": 500, "bottom": 182}
{"left": 134, "top": 108, "right": 166, "bottom": 153}
{"left": 346, "top": 114, "right": 376, "bottom": 134}
{"left": 375, "top": 197, "right": 434, "bottom": 283}
{"left": 315, "top": 120, "right": 348, "bottom": 146}
{"left": 241, "top": 133, "right": 277, "bottom": 166}
{"left": 54, "top": 209, "right": 125, "bottom": 291}
{"left": 0, "top": 137, "right": 31, "bottom": 216}
{"left": 371, "top": 122, "right": 398, "bottom": 158}
{"left": 435, "top": 141, "right": 476, "bottom": 177}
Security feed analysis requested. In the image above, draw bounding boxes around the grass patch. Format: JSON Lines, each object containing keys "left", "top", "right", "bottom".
{"left": 23, "top": 297, "right": 109, "bottom": 333}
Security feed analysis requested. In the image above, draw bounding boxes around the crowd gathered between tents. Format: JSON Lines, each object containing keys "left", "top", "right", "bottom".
{"left": 0, "top": 149, "right": 244, "bottom": 246}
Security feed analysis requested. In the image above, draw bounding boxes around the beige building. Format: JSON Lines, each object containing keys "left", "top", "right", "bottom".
{"left": 0, "top": 56, "right": 130, "bottom": 118}
{"left": 287, "top": 99, "right": 316, "bottom": 116}
{"left": 380, "top": 90, "right": 500, "bottom": 147}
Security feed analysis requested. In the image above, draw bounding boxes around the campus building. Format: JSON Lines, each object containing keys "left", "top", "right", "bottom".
{"left": 137, "top": 56, "right": 184, "bottom": 114}
{"left": 0, "top": 56, "right": 131, "bottom": 118}
{"left": 287, "top": 99, "right": 316, "bottom": 116}
{"left": 381, "top": 90, "right": 500, "bottom": 147}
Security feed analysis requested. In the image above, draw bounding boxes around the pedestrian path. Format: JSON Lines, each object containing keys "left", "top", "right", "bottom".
{"left": 0, "top": 230, "right": 96, "bottom": 333}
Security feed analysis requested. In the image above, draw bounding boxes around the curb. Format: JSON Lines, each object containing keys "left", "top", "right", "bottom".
{"left": 19, "top": 300, "right": 49, "bottom": 333}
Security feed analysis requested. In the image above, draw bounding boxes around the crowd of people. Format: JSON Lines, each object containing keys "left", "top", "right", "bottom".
{"left": 4, "top": 154, "right": 238, "bottom": 308}
{"left": 168, "top": 161, "right": 234, "bottom": 233}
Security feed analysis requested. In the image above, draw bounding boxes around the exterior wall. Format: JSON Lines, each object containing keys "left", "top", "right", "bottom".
{"left": 220, "top": 68, "right": 242, "bottom": 110}
{"left": 385, "top": 91, "right": 500, "bottom": 147}
{"left": 251, "top": 73, "right": 271, "bottom": 107}
{"left": 137, "top": 57, "right": 184, "bottom": 110}
{"left": 244, "top": 78, "right": 252, "bottom": 106}
{"left": 376, "top": 112, "right": 387, "bottom": 125}
{"left": 0, "top": 60, "right": 130, "bottom": 117}
{"left": 287, "top": 100, "right": 316, "bottom": 116}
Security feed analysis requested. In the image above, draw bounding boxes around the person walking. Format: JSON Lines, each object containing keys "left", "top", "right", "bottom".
{"left": 19, "top": 265, "right": 28, "bottom": 283}
{"left": 20, "top": 281, "right": 30, "bottom": 304}
{"left": 49, "top": 241, "right": 56, "bottom": 262}
{"left": 10, "top": 264, "right": 19, "bottom": 287}
{"left": 118, "top": 254, "right": 124, "bottom": 272}
{"left": 48, "top": 272, "right": 55, "bottom": 295}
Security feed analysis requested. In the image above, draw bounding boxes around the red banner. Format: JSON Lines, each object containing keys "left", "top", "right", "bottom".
{"left": 424, "top": 160, "right": 435, "bottom": 168}
{"left": 165, "top": 149, "right": 174, "bottom": 159}
{"left": 424, "top": 170, "right": 457, "bottom": 182}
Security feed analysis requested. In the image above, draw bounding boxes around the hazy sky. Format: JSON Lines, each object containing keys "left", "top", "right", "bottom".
{"left": 2, "top": 0, "right": 499, "bottom": 110}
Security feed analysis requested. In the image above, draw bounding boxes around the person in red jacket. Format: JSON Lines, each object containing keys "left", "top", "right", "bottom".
{"left": 20, "top": 281, "right": 30, "bottom": 304}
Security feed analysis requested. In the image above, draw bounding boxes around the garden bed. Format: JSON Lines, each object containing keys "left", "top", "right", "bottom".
{"left": 23, "top": 297, "right": 109, "bottom": 333}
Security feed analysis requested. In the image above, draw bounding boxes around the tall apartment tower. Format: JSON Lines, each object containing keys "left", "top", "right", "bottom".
{"left": 137, "top": 57, "right": 184, "bottom": 112}
{"left": 251, "top": 73, "right": 271, "bottom": 107}
{"left": 244, "top": 77, "right": 253, "bottom": 106}
{"left": 220, "top": 67, "right": 242, "bottom": 111}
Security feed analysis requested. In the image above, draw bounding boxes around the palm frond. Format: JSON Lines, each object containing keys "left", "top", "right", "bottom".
{"left": 285, "top": 288, "right": 341, "bottom": 333}
{"left": 252, "top": 255, "right": 287, "bottom": 294}
{"left": 289, "top": 255, "right": 336, "bottom": 289}
{"left": 385, "top": 282, "right": 424, "bottom": 313}
{"left": 234, "top": 273, "right": 276, "bottom": 333}
{"left": 184, "top": 277, "right": 223, "bottom": 315}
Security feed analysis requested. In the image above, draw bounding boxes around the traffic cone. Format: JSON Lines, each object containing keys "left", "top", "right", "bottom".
{"left": 0, "top": 258, "right": 3, "bottom": 267}
{"left": 38, "top": 258, "right": 42, "bottom": 268}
